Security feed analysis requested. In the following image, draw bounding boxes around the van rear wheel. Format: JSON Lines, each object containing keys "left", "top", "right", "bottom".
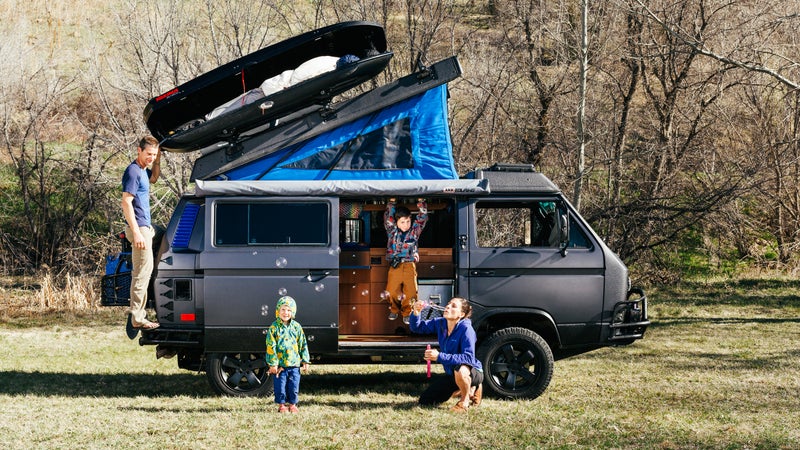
{"left": 477, "top": 327, "right": 554, "bottom": 399}
{"left": 205, "top": 352, "right": 273, "bottom": 397}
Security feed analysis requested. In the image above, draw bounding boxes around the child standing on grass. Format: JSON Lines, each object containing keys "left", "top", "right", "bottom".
{"left": 266, "top": 295, "right": 310, "bottom": 413}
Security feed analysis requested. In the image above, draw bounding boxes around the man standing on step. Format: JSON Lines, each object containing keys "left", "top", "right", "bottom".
{"left": 121, "top": 136, "right": 161, "bottom": 331}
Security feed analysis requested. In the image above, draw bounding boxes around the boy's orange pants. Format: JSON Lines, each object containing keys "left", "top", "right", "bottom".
{"left": 385, "top": 262, "right": 418, "bottom": 317}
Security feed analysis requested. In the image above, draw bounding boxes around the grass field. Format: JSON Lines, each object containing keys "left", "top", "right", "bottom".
{"left": 1, "top": 277, "right": 799, "bottom": 449}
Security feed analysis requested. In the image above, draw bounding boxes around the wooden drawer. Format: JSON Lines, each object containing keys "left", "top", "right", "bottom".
{"left": 418, "top": 248, "right": 453, "bottom": 263}
{"left": 370, "top": 282, "right": 390, "bottom": 304}
{"left": 339, "top": 304, "right": 370, "bottom": 334}
{"left": 368, "top": 304, "right": 403, "bottom": 334}
{"left": 339, "top": 304, "right": 401, "bottom": 334}
{"left": 416, "top": 262, "right": 454, "bottom": 279}
{"left": 370, "top": 265, "right": 389, "bottom": 283}
{"left": 339, "top": 250, "right": 369, "bottom": 267}
{"left": 339, "top": 283, "right": 371, "bottom": 305}
{"left": 369, "top": 248, "right": 388, "bottom": 268}
{"left": 340, "top": 269, "right": 370, "bottom": 284}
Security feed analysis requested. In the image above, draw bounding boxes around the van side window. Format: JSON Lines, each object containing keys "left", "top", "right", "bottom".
{"left": 476, "top": 200, "right": 589, "bottom": 249}
{"left": 215, "top": 202, "right": 329, "bottom": 246}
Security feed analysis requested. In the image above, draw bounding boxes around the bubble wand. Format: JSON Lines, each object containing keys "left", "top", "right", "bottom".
{"left": 426, "top": 344, "right": 431, "bottom": 378}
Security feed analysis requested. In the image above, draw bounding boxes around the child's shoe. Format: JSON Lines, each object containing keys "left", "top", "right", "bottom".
{"left": 288, "top": 404, "right": 299, "bottom": 413}
{"left": 278, "top": 404, "right": 288, "bottom": 413}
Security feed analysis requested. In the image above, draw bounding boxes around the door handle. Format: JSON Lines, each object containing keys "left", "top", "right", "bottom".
{"left": 470, "top": 270, "right": 495, "bottom": 276}
{"left": 306, "top": 270, "right": 331, "bottom": 282}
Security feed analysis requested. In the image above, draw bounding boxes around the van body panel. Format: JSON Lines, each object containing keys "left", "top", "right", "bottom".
{"left": 200, "top": 196, "right": 340, "bottom": 353}
{"left": 462, "top": 196, "right": 606, "bottom": 346}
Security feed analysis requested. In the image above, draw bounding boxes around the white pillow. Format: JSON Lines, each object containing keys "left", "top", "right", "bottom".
{"left": 260, "top": 69, "right": 294, "bottom": 96}
{"left": 288, "top": 56, "right": 339, "bottom": 85}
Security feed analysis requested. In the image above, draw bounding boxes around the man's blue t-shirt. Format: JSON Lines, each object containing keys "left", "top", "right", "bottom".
{"left": 122, "top": 162, "right": 152, "bottom": 227}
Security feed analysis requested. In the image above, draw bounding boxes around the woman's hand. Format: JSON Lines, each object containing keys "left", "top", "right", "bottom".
{"left": 412, "top": 299, "right": 425, "bottom": 315}
{"left": 424, "top": 347, "right": 439, "bottom": 362}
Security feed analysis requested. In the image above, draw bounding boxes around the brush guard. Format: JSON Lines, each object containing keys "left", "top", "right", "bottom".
{"left": 609, "top": 287, "right": 650, "bottom": 342}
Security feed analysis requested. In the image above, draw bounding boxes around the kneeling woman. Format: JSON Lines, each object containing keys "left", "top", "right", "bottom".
{"left": 409, "top": 297, "right": 483, "bottom": 412}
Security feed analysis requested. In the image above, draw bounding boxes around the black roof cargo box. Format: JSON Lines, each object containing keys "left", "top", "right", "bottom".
{"left": 144, "top": 21, "right": 391, "bottom": 150}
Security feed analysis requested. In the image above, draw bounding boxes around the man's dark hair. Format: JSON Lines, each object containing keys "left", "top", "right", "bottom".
{"left": 138, "top": 135, "right": 159, "bottom": 150}
{"left": 395, "top": 205, "right": 411, "bottom": 220}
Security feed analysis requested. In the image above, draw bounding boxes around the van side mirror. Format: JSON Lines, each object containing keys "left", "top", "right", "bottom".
{"left": 558, "top": 213, "right": 569, "bottom": 257}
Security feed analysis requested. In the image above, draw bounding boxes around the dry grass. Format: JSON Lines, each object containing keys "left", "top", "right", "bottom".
{"left": 0, "top": 275, "right": 799, "bottom": 448}
{"left": 36, "top": 273, "right": 96, "bottom": 310}
{"left": 0, "top": 275, "right": 116, "bottom": 327}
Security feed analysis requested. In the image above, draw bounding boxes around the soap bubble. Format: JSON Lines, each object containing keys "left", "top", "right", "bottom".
{"left": 328, "top": 246, "right": 341, "bottom": 256}
{"left": 351, "top": 321, "right": 358, "bottom": 325}
{"left": 380, "top": 290, "right": 390, "bottom": 300}
{"left": 261, "top": 305, "right": 269, "bottom": 316}
{"left": 361, "top": 289, "right": 369, "bottom": 297}
{"left": 398, "top": 293, "right": 406, "bottom": 301}
{"left": 278, "top": 287, "right": 287, "bottom": 296}
{"left": 275, "top": 257, "right": 287, "bottom": 268}
{"left": 315, "top": 283, "right": 325, "bottom": 292}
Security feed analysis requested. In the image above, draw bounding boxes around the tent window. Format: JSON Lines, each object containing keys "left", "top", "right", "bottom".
{"left": 283, "top": 118, "right": 412, "bottom": 170}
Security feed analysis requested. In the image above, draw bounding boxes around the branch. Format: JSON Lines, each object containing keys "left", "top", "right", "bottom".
{"left": 631, "top": 0, "right": 800, "bottom": 91}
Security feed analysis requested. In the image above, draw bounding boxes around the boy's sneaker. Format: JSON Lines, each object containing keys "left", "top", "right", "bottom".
{"left": 278, "top": 404, "right": 288, "bottom": 413}
{"left": 288, "top": 404, "right": 299, "bottom": 413}
{"left": 402, "top": 316, "right": 410, "bottom": 325}
{"left": 388, "top": 312, "right": 399, "bottom": 320}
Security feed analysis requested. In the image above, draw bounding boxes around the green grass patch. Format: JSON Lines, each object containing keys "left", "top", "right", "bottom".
{"left": 1, "top": 278, "right": 799, "bottom": 448}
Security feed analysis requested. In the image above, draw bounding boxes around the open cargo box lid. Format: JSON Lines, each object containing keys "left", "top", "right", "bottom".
{"left": 190, "top": 57, "right": 464, "bottom": 182}
{"left": 145, "top": 21, "right": 391, "bottom": 151}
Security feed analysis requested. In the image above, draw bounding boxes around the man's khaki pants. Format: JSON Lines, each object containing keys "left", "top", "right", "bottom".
{"left": 125, "top": 225, "right": 154, "bottom": 327}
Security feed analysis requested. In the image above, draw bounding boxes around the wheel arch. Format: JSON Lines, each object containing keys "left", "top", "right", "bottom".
{"left": 473, "top": 308, "right": 560, "bottom": 351}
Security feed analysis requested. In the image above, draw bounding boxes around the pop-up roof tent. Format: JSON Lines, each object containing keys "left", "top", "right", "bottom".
{"left": 214, "top": 83, "right": 456, "bottom": 181}
{"left": 188, "top": 56, "right": 464, "bottom": 182}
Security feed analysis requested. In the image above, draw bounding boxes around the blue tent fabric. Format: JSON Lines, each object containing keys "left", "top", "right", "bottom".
{"left": 218, "top": 84, "right": 457, "bottom": 180}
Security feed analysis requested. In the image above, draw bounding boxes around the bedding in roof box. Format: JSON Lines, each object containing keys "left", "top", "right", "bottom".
{"left": 144, "top": 21, "right": 391, "bottom": 150}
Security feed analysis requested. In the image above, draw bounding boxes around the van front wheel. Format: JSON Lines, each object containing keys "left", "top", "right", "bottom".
{"left": 205, "top": 352, "right": 274, "bottom": 397}
{"left": 477, "top": 327, "right": 554, "bottom": 399}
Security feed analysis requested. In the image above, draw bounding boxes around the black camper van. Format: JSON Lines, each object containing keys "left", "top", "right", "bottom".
{"left": 102, "top": 22, "right": 649, "bottom": 400}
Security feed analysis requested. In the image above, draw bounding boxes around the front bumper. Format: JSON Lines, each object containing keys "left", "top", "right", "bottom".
{"left": 609, "top": 287, "right": 650, "bottom": 342}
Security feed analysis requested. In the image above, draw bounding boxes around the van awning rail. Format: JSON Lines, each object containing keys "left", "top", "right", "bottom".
{"left": 194, "top": 178, "right": 490, "bottom": 198}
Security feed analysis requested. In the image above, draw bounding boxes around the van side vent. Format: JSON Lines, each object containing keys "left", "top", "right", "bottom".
{"left": 173, "top": 203, "right": 201, "bottom": 249}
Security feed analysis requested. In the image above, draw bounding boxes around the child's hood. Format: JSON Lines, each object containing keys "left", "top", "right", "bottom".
{"left": 276, "top": 295, "right": 297, "bottom": 318}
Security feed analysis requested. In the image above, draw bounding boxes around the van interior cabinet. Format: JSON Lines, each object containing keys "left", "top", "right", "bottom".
{"left": 338, "top": 248, "right": 453, "bottom": 334}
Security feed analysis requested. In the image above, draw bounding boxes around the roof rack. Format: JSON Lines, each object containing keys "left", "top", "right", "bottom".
{"left": 485, "top": 163, "right": 537, "bottom": 172}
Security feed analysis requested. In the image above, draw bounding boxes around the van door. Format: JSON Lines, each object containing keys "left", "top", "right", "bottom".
{"left": 464, "top": 197, "right": 604, "bottom": 346}
{"left": 201, "top": 197, "right": 339, "bottom": 353}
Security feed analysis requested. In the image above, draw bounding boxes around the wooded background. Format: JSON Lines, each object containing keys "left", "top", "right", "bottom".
{"left": 1, "top": 0, "right": 798, "bottom": 283}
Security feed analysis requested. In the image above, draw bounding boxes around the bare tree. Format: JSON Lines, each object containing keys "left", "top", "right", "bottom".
{"left": 573, "top": 0, "right": 589, "bottom": 211}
